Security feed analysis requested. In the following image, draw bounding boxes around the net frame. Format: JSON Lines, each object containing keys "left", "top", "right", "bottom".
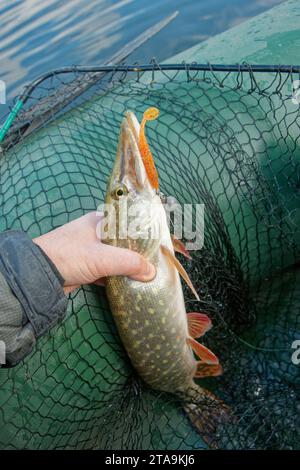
{"left": 0, "top": 61, "right": 299, "bottom": 450}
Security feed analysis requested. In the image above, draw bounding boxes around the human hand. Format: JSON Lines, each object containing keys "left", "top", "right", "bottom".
{"left": 33, "top": 212, "right": 156, "bottom": 294}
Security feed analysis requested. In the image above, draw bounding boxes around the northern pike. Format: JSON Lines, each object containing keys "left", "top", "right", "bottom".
{"left": 104, "top": 108, "right": 230, "bottom": 445}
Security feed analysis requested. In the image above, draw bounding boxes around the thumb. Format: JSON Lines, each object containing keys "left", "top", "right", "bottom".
{"left": 99, "top": 244, "right": 156, "bottom": 282}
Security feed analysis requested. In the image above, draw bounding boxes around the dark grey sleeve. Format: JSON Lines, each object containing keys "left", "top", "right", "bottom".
{"left": 0, "top": 231, "right": 68, "bottom": 367}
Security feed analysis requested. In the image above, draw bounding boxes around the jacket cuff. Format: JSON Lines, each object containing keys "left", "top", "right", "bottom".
{"left": 0, "top": 230, "right": 68, "bottom": 338}
{"left": 2, "top": 324, "right": 36, "bottom": 368}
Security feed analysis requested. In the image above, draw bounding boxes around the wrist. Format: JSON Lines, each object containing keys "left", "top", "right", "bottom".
{"left": 0, "top": 230, "right": 68, "bottom": 338}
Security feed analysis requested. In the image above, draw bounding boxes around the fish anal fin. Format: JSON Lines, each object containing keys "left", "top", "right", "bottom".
{"left": 171, "top": 235, "right": 192, "bottom": 260}
{"left": 187, "top": 312, "right": 212, "bottom": 338}
{"left": 161, "top": 244, "right": 199, "bottom": 301}
{"left": 195, "top": 362, "right": 223, "bottom": 379}
{"left": 187, "top": 337, "right": 219, "bottom": 365}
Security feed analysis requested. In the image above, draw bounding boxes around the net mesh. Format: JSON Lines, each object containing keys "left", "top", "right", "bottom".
{"left": 0, "top": 63, "right": 299, "bottom": 450}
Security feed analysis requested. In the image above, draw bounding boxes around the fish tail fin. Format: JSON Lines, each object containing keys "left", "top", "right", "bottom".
{"left": 182, "top": 383, "right": 234, "bottom": 449}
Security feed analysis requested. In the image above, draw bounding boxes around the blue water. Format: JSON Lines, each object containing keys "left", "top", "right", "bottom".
{"left": 0, "top": 0, "right": 283, "bottom": 107}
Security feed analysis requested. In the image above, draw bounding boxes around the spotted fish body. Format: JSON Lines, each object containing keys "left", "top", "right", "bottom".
{"left": 104, "top": 109, "right": 229, "bottom": 443}
{"left": 106, "top": 204, "right": 196, "bottom": 393}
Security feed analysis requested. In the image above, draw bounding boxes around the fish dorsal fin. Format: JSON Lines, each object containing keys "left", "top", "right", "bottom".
{"left": 160, "top": 244, "right": 199, "bottom": 300}
{"left": 171, "top": 234, "right": 192, "bottom": 260}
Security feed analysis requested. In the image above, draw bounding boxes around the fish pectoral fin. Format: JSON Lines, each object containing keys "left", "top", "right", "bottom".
{"left": 160, "top": 244, "right": 199, "bottom": 300}
{"left": 187, "top": 337, "right": 219, "bottom": 365}
{"left": 187, "top": 312, "right": 212, "bottom": 338}
{"left": 171, "top": 235, "right": 192, "bottom": 260}
{"left": 195, "top": 362, "right": 223, "bottom": 378}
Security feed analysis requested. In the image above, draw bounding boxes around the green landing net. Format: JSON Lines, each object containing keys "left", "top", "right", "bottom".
{"left": 0, "top": 62, "right": 299, "bottom": 450}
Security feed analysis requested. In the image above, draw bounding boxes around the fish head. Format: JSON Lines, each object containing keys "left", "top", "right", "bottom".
{"left": 104, "top": 110, "right": 166, "bottom": 257}
{"left": 106, "top": 110, "right": 156, "bottom": 204}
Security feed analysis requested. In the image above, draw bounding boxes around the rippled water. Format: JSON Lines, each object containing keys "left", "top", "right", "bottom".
{"left": 0, "top": 0, "right": 283, "bottom": 106}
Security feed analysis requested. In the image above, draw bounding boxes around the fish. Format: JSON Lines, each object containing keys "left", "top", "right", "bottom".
{"left": 103, "top": 107, "right": 231, "bottom": 447}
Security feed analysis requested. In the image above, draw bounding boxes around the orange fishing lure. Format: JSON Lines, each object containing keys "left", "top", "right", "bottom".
{"left": 138, "top": 107, "right": 160, "bottom": 190}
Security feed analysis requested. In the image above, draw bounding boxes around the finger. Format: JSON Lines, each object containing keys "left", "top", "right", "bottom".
{"left": 94, "top": 278, "right": 106, "bottom": 287}
{"left": 98, "top": 244, "right": 156, "bottom": 282}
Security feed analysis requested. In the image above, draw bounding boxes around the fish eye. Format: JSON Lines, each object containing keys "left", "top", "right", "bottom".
{"left": 113, "top": 184, "right": 128, "bottom": 199}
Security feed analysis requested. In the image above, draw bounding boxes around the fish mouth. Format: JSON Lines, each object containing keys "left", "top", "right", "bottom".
{"left": 124, "top": 110, "right": 140, "bottom": 145}
{"left": 109, "top": 111, "right": 156, "bottom": 195}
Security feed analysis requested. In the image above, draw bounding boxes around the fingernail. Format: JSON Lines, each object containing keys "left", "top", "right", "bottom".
{"left": 143, "top": 262, "right": 156, "bottom": 280}
{"left": 131, "top": 261, "right": 156, "bottom": 282}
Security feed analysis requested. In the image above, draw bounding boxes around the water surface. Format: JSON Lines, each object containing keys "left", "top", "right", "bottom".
{"left": 0, "top": 0, "right": 283, "bottom": 107}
